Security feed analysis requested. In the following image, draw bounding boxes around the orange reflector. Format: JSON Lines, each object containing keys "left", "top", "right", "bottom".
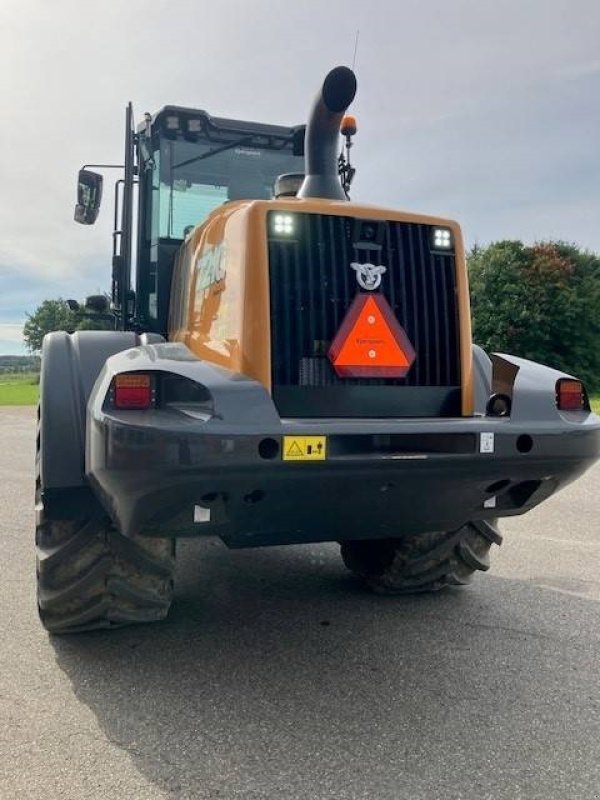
{"left": 328, "top": 294, "right": 416, "bottom": 378}
{"left": 556, "top": 379, "right": 585, "bottom": 411}
{"left": 114, "top": 373, "right": 153, "bottom": 409}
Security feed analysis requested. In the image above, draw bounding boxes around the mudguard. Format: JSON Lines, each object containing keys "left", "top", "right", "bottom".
{"left": 488, "top": 352, "right": 593, "bottom": 424}
{"left": 39, "top": 330, "right": 164, "bottom": 495}
{"left": 474, "top": 347, "right": 591, "bottom": 423}
{"left": 87, "top": 341, "right": 280, "bottom": 430}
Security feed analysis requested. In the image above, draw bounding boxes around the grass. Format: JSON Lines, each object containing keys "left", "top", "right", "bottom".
{"left": 0, "top": 372, "right": 39, "bottom": 406}
{"left": 591, "top": 394, "right": 600, "bottom": 415}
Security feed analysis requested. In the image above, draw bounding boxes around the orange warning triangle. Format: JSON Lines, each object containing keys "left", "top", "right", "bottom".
{"left": 329, "top": 294, "right": 416, "bottom": 378}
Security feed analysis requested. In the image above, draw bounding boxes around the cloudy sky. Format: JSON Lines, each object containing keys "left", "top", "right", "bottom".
{"left": 1, "top": 0, "right": 599, "bottom": 354}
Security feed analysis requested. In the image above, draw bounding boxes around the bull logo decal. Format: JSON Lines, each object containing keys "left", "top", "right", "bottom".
{"left": 350, "top": 262, "right": 387, "bottom": 291}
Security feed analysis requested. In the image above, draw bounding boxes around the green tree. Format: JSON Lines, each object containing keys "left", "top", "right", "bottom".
{"left": 23, "top": 298, "right": 113, "bottom": 352}
{"left": 468, "top": 241, "right": 600, "bottom": 390}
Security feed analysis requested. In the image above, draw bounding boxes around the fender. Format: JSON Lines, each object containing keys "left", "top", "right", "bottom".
{"left": 86, "top": 341, "right": 280, "bottom": 433}
{"left": 491, "top": 353, "right": 592, "bottom": 424}
{"left": 473, "top": 347, "right": 594, "bottom": 425}
{"left": 39, "top": 330, "right": 164, "bottom": 501}
{"left": 85, "top": 342, "right": 281, "bottom": 533}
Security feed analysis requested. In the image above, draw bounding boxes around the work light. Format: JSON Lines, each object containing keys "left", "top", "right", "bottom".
{"left": 272, "top": 214, "right": 295, "bottom": 235}
{"left": 432, "top": 227, "right": 453, "bottom": 250}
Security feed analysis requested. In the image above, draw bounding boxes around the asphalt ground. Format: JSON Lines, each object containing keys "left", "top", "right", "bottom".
{"left": 1, "top": 405, "right": 599, "bottom": 800}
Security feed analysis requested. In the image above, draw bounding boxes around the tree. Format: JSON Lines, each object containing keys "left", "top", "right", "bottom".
{"left": 468, "top": 241, "right": 600, "bottom": 391}
{"left": 23, "top": 298, "right": 113, "bottom": 352}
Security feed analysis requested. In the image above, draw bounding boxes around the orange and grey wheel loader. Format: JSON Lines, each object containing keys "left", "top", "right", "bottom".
{"left": 36, "top": 67, "right": 600, "bottom": 633}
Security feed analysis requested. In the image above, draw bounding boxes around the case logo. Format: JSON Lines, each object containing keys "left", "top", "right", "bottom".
{"left": 196, "top": 242, "right": 226, "bottom": 292}
{"left": 351, "top": 262, "right": 387, "bottom": 291}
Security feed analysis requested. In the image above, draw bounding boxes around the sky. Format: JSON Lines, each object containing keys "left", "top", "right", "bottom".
{"left": 1, "top": 0, "right": 599, "bottom": 354}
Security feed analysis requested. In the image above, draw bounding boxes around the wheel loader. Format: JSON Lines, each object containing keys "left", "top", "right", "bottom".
{"left": 36, "top": 66, "right": 600, "bottom": 633}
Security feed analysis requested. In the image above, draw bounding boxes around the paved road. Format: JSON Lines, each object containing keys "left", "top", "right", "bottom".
{"left": 1, "top": 406, "right": 599, "bottom": 800}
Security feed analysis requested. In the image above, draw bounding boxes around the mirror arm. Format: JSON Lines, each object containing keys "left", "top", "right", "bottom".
{"left": 82, "top": 164, "right": 124, "bottom": 171}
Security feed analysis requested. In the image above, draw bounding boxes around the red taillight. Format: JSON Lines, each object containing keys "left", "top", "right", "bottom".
{"left": 556, "top": 379, "right": 585, "bottom": 411}
{"left": 114, "top": 373, "right": 153, "bottom": 409}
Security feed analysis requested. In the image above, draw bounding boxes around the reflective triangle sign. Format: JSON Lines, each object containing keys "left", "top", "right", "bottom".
{"left": 328, "top": 294, "right": 416, "bottom": 378}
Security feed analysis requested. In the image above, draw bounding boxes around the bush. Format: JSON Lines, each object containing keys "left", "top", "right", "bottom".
{"left": 468, "top": 241, "right": 600, "bottom": 391}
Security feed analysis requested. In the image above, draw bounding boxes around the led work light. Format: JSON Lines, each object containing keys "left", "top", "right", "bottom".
{"left": 432, "top": 227, "right": 453, "bottom": 249}
{"left": 272, "top": 214, "right": 295, "bottom": 235}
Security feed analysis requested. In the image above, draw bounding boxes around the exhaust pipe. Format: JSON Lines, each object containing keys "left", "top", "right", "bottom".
{"left": 297, "top": 66, "right": 357, "bottom": 201}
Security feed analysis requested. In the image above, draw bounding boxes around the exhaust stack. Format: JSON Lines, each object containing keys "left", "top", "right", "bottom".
{"left": 297, "top": 66, "right": 357, "bottom": 201}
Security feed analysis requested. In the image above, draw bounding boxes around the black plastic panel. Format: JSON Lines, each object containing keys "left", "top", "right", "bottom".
{"left": 273, "top": 386, "right": 461, "bottom": 418}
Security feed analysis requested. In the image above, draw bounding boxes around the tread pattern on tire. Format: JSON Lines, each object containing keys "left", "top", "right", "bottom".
{"left": 340, "top": 520, "right": 502, "bottom": 595}
{"left": 36, "top": 515, "right": 175, "bottom": 634}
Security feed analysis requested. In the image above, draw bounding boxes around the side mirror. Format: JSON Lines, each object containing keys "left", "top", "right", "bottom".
{"left": 74, "top": 169, "right": 103, "bottom": 225}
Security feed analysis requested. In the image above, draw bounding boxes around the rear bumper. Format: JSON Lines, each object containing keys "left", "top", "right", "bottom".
{"left": 86, "top": 412, "right": 599, "bottom": 547}
{"left": 82, "top": 344, "right": 600, "bottom": 546}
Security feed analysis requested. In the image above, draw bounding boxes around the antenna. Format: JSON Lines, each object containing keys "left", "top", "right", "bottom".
{"left": 351, "top": 29, "right": 360, "bottom": 71}
{"left": 336, "top": 34, "right": 360, "bottom": 199}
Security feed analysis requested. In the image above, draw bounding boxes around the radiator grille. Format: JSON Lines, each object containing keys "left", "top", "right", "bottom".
{"left": 267, "top": 213, "right": 461, "bottom": 415}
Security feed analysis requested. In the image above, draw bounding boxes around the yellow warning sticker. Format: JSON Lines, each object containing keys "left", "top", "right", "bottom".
{"left": 282, "top": 436, "right": 327, "bottom": 462}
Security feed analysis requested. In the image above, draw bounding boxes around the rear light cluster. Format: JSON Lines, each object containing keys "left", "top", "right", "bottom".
{"left": 110, "top": 372, "right": 213, "bottom": 412}
{"left": 114, "top": 374, "right": 155, "bottom": 409}
{"left": 556, "top": 379, "right": 587, "bottom": 411}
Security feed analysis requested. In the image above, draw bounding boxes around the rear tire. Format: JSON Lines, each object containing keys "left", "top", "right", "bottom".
{"left": 36, "top": 400, "right": 175, "bottom": 635}
{"left": 36, "top": 514, "right": 175, "bottom": 634}
{"left": 340, "top": 520, "right": 502, "bottom": 595}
